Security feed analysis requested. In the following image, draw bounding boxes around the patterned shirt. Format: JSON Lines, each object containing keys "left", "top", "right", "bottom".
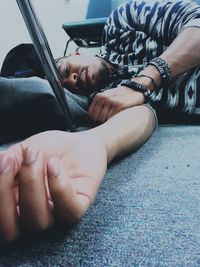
{"left": 98, "top": 0, "right": 200, "bottom": 118}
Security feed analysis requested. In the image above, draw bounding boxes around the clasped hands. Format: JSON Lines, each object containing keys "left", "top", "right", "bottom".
{"left": 0, "top": 131, "right": 107, "bottom": 243}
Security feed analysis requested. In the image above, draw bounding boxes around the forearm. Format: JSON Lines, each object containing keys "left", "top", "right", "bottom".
{"left": 89, "top": 105, "right": 156, "bottom": 163}
{"left": 160, "top": 27, "right": 200, "bottom": 76}
{"left": 134, "top": 27, "right": 200, "bottom": 91}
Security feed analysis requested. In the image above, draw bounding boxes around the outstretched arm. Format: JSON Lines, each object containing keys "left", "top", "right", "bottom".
{"left": 0, "top": 105, "right": 156, "bottom": 242}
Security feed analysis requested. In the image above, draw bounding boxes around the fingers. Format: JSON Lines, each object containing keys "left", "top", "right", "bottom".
{"left": 18, "top": 146, "right": 53, "bottom": 232}
{"left": 88, "top": 94, "right": 103, "bottom": 121}
{"left": 98, "top": 105, "right": 112, "bottom": 122}
{"left": 0, "top": 141, "right": 94, "bottom": 242}
{"left": 89, "top": 101, "right": 112, "bottom": 123}
{"left": 7, "top": 143, "right": 23, "bottom": 175}
{"left": 47, "top": 157, "right": 89, "bottom": 227}
{"left": 88, "top": 87, "right": 146, "bottom": 123}
{"left": 88, "top": 93, "right": 122, "bottom": 123}
{"left": 0, "top": 153, "right": 20, "bottom": 242}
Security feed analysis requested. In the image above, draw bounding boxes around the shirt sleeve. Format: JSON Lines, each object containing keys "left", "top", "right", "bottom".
{"left": 99, "top": 0, "right": 200, "bottom": 65}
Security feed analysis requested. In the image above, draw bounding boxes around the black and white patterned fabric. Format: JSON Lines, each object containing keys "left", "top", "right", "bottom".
{"left": 99, "top": 0, "right": 200, "bottom": 118}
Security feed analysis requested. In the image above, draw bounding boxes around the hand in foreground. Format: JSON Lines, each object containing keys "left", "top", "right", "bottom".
{"left": 88, "top": 86, "right": 145, "bottom": 123}
{"left": 0, "top": 130, "right": 107, "bottom": 242}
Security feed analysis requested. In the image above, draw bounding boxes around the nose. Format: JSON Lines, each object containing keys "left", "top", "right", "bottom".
{"left": 63, "top": 72, "right": 78, "bottom": 89}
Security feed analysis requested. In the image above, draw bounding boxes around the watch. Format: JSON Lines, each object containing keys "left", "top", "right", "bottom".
{"left": 120, "top": 79, "right": 151, "bottom": 101}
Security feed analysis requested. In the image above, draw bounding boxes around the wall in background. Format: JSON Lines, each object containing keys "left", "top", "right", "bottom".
{"left": 0, "top": 0, "right": 89, "bottom": 68}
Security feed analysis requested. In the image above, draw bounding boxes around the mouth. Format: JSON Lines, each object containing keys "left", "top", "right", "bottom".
{"left": 78, "top": 67, "right": 94, "bottom": 91}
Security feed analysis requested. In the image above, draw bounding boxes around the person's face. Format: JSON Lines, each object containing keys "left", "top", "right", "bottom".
{"left": 56, "top": 54, "right": 110, "bottom": 95}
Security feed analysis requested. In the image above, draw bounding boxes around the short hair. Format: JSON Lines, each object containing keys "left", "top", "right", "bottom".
{"left": 54, "top": 56, "right": 69, "bottom": 70}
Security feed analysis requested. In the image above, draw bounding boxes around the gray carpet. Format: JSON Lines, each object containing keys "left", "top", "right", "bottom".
{"left": 1, "top": 125, "right": 200, "bottom": 267}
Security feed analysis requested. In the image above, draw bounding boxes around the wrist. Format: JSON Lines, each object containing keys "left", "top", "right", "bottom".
{"left": 140, "top": 65, "right": 162, "bottom": 88}
{"left": 121, "top": 85, "right": 146, "bottom": 103}
{"left": 138, "top": 65, "right": 162, "bottom": 91}
{"left": 131, "top": 76, "right": 155, "bottom": 93}
{"left": 147, "top": 57, "right": 173, "bottom": 87}
{"left": 120, "top": 79, "right": 150, "bottom": 103}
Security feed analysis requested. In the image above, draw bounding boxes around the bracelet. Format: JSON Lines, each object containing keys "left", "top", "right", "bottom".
{"left": 137, "top": 73, "right": 159, "bottom": 91}
{"left": 120, "top": 79, "right": 151, "bottom": 103}
{"left": 147, "top": 57, "right": 172, "bottom": 86}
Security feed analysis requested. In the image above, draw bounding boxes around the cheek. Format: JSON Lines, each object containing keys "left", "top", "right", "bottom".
{"left": 88, "top": 65, "right": 99, "bottom": 82}
{"left": 91, "top": 63, "right": 101, "bottom": 76}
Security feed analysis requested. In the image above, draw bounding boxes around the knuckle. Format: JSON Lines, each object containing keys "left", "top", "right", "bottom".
{"left": 111, "top": 101, "right": 118, "bottom": 108}
{"left": 118, "top": 103, "right": 125, "bottom": 110}
{"left": 94, "top": 93, "right": 101, "bottom": 100}
{"left": 112, "top": 101, "right": 122, "bottom": 110}
{"left": 95, "top": 93, "right": 107, "bottom": 103}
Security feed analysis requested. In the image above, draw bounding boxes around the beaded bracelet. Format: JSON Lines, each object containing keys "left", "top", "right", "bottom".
{"left": 148, "top": 57, "right": 172, "bottom": 86}
{"left": 120, "top": 79, "right": 151, "bottom": 103}
{"left": 137, "top": 73, "right": 159, "bottom": 91}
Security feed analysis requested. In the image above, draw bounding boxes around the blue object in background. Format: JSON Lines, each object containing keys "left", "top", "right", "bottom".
{"left": 86, "top": 0, "right": 111, "bottom": 18}
{"left": 86, "top": 0, "right": 127, "bottom": 19}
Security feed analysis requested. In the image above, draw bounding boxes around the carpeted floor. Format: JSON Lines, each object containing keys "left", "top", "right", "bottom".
{"left": 0, "top": 125, "right": 200, "bottom": 266}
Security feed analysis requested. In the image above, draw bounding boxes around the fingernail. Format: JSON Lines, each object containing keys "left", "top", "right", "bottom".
{"left": 48, "top": 158, "right": 60, "bottom": 177}
{"left": 0, "top": 156, "right": 12, "bottom": 174}
{"left": 23, "top": 147, "right": 38, "bottom": 165}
